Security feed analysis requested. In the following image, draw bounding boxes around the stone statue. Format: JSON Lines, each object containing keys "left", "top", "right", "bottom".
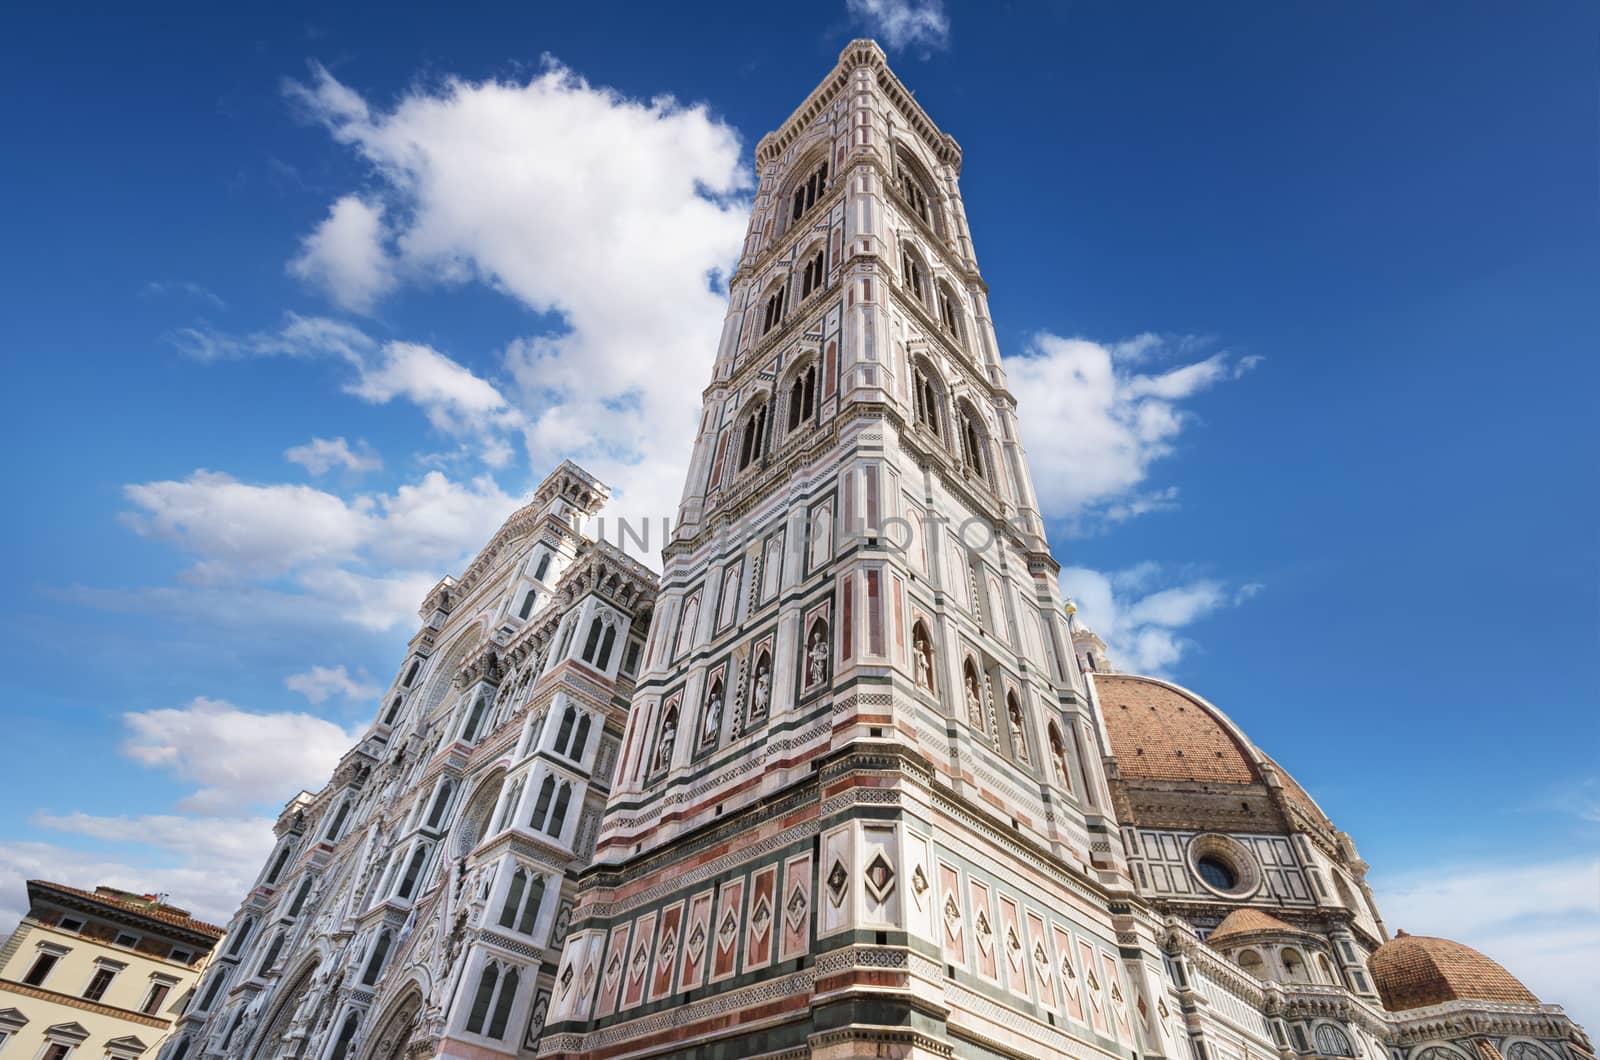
{"left": 751, "top": 664, "right": 771, "bottom": 717}
{"left": 966, "top": 671, "right": 984, "bottom": 727}
{"left": 807, "top": 632, "right": 828, "bottom": 687}
{"left": 656, "top": 716, "right": 677, "bottom": 771}
{"left": 701, "top": 691, "right": 721, "bottom": 744}
{"left": 1010, "top": 721, "right": 1029, "bottom": 763}
{"left": 914, "top": 635, "right": 932, "bottom": 689}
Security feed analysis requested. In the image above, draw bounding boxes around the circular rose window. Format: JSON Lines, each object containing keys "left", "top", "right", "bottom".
{"left": 1187, "top": 834, "right": 1261, "bottom": 899}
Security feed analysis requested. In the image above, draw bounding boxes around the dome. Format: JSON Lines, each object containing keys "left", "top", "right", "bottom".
{"left": 1094, "top": 673, "right": 1333, "bottom": 827}
{"left": 1208, "top": 908, "right": 1301, "bottom": 944}
{"left": 1369, "top": 931, "right": 1539, "bottom": 1011}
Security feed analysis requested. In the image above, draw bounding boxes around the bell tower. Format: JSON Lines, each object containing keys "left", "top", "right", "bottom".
{"left": 542, "top": 41, "right": 1166, "bottom": 1060}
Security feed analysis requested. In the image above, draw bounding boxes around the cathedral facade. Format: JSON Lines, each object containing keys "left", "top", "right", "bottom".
{"left": 161, "top": 40, "right": 1590, "bottom": 1060}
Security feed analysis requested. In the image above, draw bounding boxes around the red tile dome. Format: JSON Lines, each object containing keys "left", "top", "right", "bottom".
{"left": 1369, "top": 931, "right": 1539, "bottom": 1010}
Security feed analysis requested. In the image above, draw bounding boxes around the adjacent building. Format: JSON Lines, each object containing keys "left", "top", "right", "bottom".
{"left": 157, "top": 38, "right": 1591, "bottom": 1060}
{"left": 0, "top": 881, "right": 223, "bottom": 1060}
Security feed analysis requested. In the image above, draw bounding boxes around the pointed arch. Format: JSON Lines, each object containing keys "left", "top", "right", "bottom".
{"left": 553, "top": 705, "right": 576, "bottom": 754}
{"left": 465, "top": 963, "right": 499, "bottom": 1034}
{"left": 900, "top": 243, "right": 927, "bottom": 304}
{"left": 957, "top": 399, "right": 992, "bottom": 485}
{"left": 360, "top": 929, "right": 392, "bottom": 986}
{"left": 355, "top": 982, "right": 424, "bottom": 1060}
{"left": 936, "top": 280, "right": 965, "bottom": 347}
{"left": 893, "top": 144, "right": 940, "bottom": 234}
{"left": 546, "top": 781, "right": 573, "bottom": 838}
{"left": 653, "top": 701, "right": 680, "bottom": 773}
{"left": 453, "top": 767, "right": 508, "bottom": 856}
{"left": 909, "top": 354, "right": 946, "bottom": 440}
{"left": 530, "top": 775, "right": 555, "bottom": 830}
{"left": 737, "top": 397, "right": 770, "bottom": 470}
{"left": 1047, "top": 722, "right": 1073, "bottom": 791}
{"left": 569, "top": 713, "right": 592, "bottom": 761}
{"left": 962, "top": 658, "right": 986, "bottom": 729}
{"left": 1005, "top": 692, "right": 1030, "bottom": 764}
{"left": 780, "top": 149, "right": 831, "bottom": 235}
{"left": 784, "top": 357, "right": 819, "bottom": 433}
{"left": 701, "top": 676, "right": 725, "bottom": 747}
{"left": 911, "top": 621, "right": 936, "bottom": 693}
{"left": 486, "top": 966, "right": 520, "bottom": 1039}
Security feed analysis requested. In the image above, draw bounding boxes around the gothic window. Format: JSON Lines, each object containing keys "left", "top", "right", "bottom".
{"left": 518, "top": 589, "right": 537, "bottom": 619}
{"left": 911, "top": 622, "right": 936, "bottom": 692}
{"left": 546, "top": 782, "right": 572, "bottom": 839}
{"left": 534, "top": 553, "right": 551, "bottom": 581}
{"left": 786, "top": 363, "right": 817, "bottom": 433}
{"left": 395, "top": 844, "right": 430, "bottom": 899}
{"left": 896, "top": 161, "right": 931, "bottom": 225}
{"left": 425, "top": 780, "right": 455, "bottom": 829}
{"left": 738, "top": 401, "right": 769, "bottom": 471}
{"left": 675, "top": 595, "right": 701, "bottom": 658}
{"left": 264, "top": 844, "right": 292, "bottom": 885}
{"left": 498, "top": 868, "right": 528, "bottom": 929}
{"left": 494, "top": 776, "right": 524, "bottom": 833}
{"left": 383, "top": 695, "right": 403, "bottom": 726}
{"left": 1005, "top": 692, "right": 1030, "bottom": 764}
{"left": 570, "top": 713, "right": 592, "bottom": 761}
{"left": 581, "top": 619, "right": 604, "bottom": 662}
{"left": 621, "top": 639, "right": 642, "bottom": 676}
{"left": 912, "top": 362, "right": 941, "bottom": 435}
{"left": 960, "top": 409, "right": 988, "bottom": 482}
{"left": 717, "top": 564, "right": 741, "bottom": 629}
{"left": 198, "top": 968, "right": 228, "bottom": 1011}
{"left": 487, "top": 965, "right": 520, "bottom": 1038}
{"left": 803, "top": 619, "right": 830, "bottom": 691}
{"left": 901, "top": 249, "right": 926, "bottom": 303}
{"left": 761, "top": 284, "right": 787, "bottom": 336}
{"left": 360, "top": 930, "right": 391, "bottom": 986}
{"left": 461, "top": 696, "right": 488, "bottom": 742}
{"left": 1047, "top": 723, "right": 1073, "bottom": 791}
{"left": 169, "top": 1040, "right": 190, "bottom": 1060}
{"left": 1313, "top": 1025, "right": 1354, "bottom": 1057}
{"left": 402, "top": 660, "right": 421, "bottom": 687}
{"left": 800, "top": 248, "right": 825, "bottom": 298}
{"left": 595, "top": 621, "right": 617, "bottom": 669}
{"left": 554, "top": 705, "right": 577, "bottom": 755}
{"left": 530, "top": 776, "right": 555, "bottom": 829}
{"left": 287, "top": 876, "right": 313, "bottom": 917}
{"left": 554, "top": 617, "right": 577, "bottom": 662}
{"left": 937, "top": 283, "right": 962, "bottom": 341}
{"left": 324, "top": 801, "right": 350, "bottom": 841}
{"left": 466, "top": 965, "right": 498, "bottom": 1034}
{"left": 328, "top": 1013, "right": 359, "bottom": 1060}
{"left": 227, "top": 918, "right": 255, "bottom": 956}
{"left": 789, "top": 158, "right": 829, "bottom": 224}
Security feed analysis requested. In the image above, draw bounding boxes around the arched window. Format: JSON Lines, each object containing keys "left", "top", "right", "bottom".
{"left": 570, "top": 714, "right": 592, "bottom": 761}
{"left": 324, "top": 801, "right": 350, "bottom": 841}
{"left": 787, "top": 363, "right": 817, "bottom": 432}
{"left": 494, "top": 776, "right": 524, "bottom": 834}
{"left": 425, "top": 780, "right": 454, "bottom": 829}
{"left": 519, "top": 875, "right": 545, "bottom": 935}
{"left": 1047, "top": 722, "right": 1073, "bottom": 791}
{"left": 937, "top": 283, "right": 963, "bottom": 341}
{"left": 581, "top": 619, "right": 603, "bottom": 663}
{"left": 498, "top": 868, "right": 528, "bottom": 929}
{"left": 518, "top": 589, "right": 537, "bottom": 619}
{"left": 738, "top": 402, "right": 769, "bottom": 471}
{"left": 461, "top": 696, "right": 488, "bottom": 742}
{"left": 896, "top": 159, "right": 931, "bottom": 225}
{"left": 402, "top": 660, "right": 421, "bottom": 687}
{"left": 1316, "top": 951, "right": 1339, "bottom": 985}
{"left": 327, "top": 1012, "right": 359, "bottom": 1060}
{"left": 1281, "top": 947, "right": 1309, "bottom": 982}
{"left": 465, "top": 964, "right": 499, "bottom": 1034}
{"left": 675, "top": 596, "right": 701, "bottom": 659}
{"left": 383, "top": 696, "right": 403, "bottom": 726}
{"left": 546, "top": 782, "right": 572, "bottom": 838}
{"left": 1005, "top": 693, "right": 1030, "bottom": 764}
{"left": 396, "top": 844, "right": 429, "bottom": 899}
{"left": 1313, "top": 1025, "right": 1354, "bottom": 1057}
{"left": 789, "top": 158, "right": 829, "bottom": 225}
{"left": 554, "top": 618, "right": 577, "bottom": 662}
{"left": 530, "top": 776, "right": 555, "bottom": 829}
{"left": 554, "top": 706, "right": 577, "bottom": 754}
{"left": 901, "top": 249, "right": 926, "bottom": 302}
{"left": 361, "top": 929, "right": 391, "bottom": 986}
{"left": 264, "top": 845, "right": 292, "bottom": 885}
{"left": 1237, "top": 949, "right": 1266, "bottom": 978}
{"left": 286, "top": 876, "right": 313, "bottom": 917}
{"left": 761, "top": 284, "right": 787, "bottom": 336}
{"left": 170, "top": 1040, "right": 191, "bottom": 1060}
{"left": 487, "top": 966, "right": 520, "bottom": 1039}
{"left": 800, "top": 248, "right": 825, "bottom": 298}
{"left": 596, "top": 623, "right": 617, "bottom": 670}
{"left": 961, "top": 409, "right": 988, "bottom": 482}
{"left": 257, "top": 930, "right": 285, "bottom": 977}
{"left": 228, "top": 917, "right": 255, "bottom": 956}
{"left": 534, "top": 553, "right": 551, "bottom": 580}
{"left": 911, "top": 622, "right": 936, "bottom": 692}
{"left": 912, "top": 363, "right": 941, "bottom": 434}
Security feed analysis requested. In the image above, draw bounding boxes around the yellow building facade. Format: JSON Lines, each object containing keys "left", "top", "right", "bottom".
{"left": 0, "top": 882, "right": 223, "bottom": 1060}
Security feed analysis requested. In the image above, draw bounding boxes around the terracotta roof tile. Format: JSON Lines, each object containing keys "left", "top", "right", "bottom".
{"left": 1208, "top": 908, "right": 1300, "bottom": 943}
{"left": 29, "top": 880, "right": 225, "bottom": 938}
{"left": 1096, "top": 674, "right": 1259, "bottom": 785}
{"left": 1369, "top": 932, "right": 1539, "bottom": 1011}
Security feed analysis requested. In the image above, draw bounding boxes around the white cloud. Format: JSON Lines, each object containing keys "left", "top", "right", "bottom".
{"left": 122, "top": 696, "right": 359, "bottom": 814}
{"left": 285, "top": 664, "right": 378, "bottom": 704}
{"left": 1005, "top": 334, "right": 1258, "bottom": 531}
{"left": 1375, "top": 857, "right": 1600, "bottom": 1027}
{"left": 846, "top": 0, "right": 950, "bottom": 52}
{"left": 287, "top": 195, "right": 396, "bottom": 313}
{"left": 346, "top": 341, "right": 516, "bottom": 442}
{"left": 284, "top": 58, "right": 750, "bottom": 534}
{"left": 285, "top": 436, "right": 383, "bottom": 475}
{"left": 169, "top": 312, "right": 373, "bottom": 364}
{"left": 1061, "top": 563, "right": 1252, "bottom": 675}
{"left": 142, "top": 280, "right": 227, "bottom": 310}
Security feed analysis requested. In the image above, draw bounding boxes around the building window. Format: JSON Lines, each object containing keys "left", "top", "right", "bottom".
{"left": 789, "top": 159, "right": 829, "bottom": 224}
{"left": 938, "top": 284, "right": 962, "bottom": 340}
{"left": 465, "top": 962, "right": 522, "bottom": 1039}
{"left": 40, "top": 1045, "right": 70, "bottom": 1060}
{"left": 402, "top": 660, "right": 421, "bottom": 687}
{"left": 23, "top": 951, "right": 61, "bottom": 987}
{"left": 141, "top": 980, "right": 173, "bottom": 1015}
{"left": 114, "top": 933, "right": 138, "bottom": 948}
{"left": 460, "top": 696, "right": 488, "bottom": 742}
{"left": 286, "top": 878, "right": 313, "bottom": 918}
{"left": 786, "top": 364, "right": 817, "bottom": 432}
{"left": 518, "top": 589, "right": 538, "bottom": 619}
{"left": 264, "top": 845, "right": 292, "bottom": 885}
{"left": 168, "top": 948, "right": 193, "bottom": 965}
{"left": 546, "top": 782, "right": 573, "bottom": 839}
{"left": 256, "top": 932, "right": 285, "bottom": 978}
{"left": 738, "top": 402, "right": 769, "bottom": 471}
{"left": 621, "top": 640, "right": 642, "bottom": 677}
{"left": 961, "top": 412, "right": 987, "bottom": 481}
{"left": 1195, "top": 856, "right": 1236, "bottom": 891}
{"left": 324, "top": 800, "right": 350, "bottom": 841}
{"left": 901, "top": 250, "right": 925, "bottom": 303}
{"left": 82, "top": 967, "right": 117, "bottom": 1002}
{"left": 498, "top": 868, "right": 546, "bottom": 936}
{"left": 534, "top": 553, "right": 552, "bottom": 581}
{"left": 198, "top": 969, "right": 227, "bottom": 1011}
{"left": 327, "top": 1013, "right": 359, "bottom": 1060}
{"left": 382, "top": 696, "right": 403, "bottom": 726}
{"left": 569, "top": 715, "right": 592, "bottom": 761}
{"left": 912, "top": 365, "right": 940, "bottom": 434}
{"left": 897, "top": 162, "right": 931, "bottom": 225}
{"left": 761, "top": 285, "right": 787, "bottom": 336}
{"left": 800, "top": 248, "right": 825, "bottom": 298}
{"left": 395, "top": 844, "right": 430, "bottom": 900}
{"left": 226, "top": 918, "right": 254, "bottom": 956}
{"left": 581, "top": 616, "right": 617, "bottom": 670}
{"left": 530, "top": 776, "right": 555, "bottom": 829}
{"left": 57, "top": 917, "right": 84, "bottom": 933}
{"left": 425, "top": 780, "right": 455, "bottom": 829}
{"left": 360, "top": 930, "right": 392, "bottom": 986}
{"left": 1313, "top": 1024, "right": 1354, "bottom": 1057}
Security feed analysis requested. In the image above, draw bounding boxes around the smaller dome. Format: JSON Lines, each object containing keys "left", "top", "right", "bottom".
{"left": 1208, "top": 908, "right": 1301, "bottom": 944}
{"left": 1369, "top": 931, "right": 1539, "bottom": 1011}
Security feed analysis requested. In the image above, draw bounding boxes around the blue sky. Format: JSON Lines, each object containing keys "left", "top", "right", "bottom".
{"left": 3, "top": 0, "right": 1595, "bottom": 1018}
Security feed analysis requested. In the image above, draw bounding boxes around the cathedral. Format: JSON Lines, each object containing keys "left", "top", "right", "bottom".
{"left": 160, "top": 40, "right": 1591, "bottom": 1060}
